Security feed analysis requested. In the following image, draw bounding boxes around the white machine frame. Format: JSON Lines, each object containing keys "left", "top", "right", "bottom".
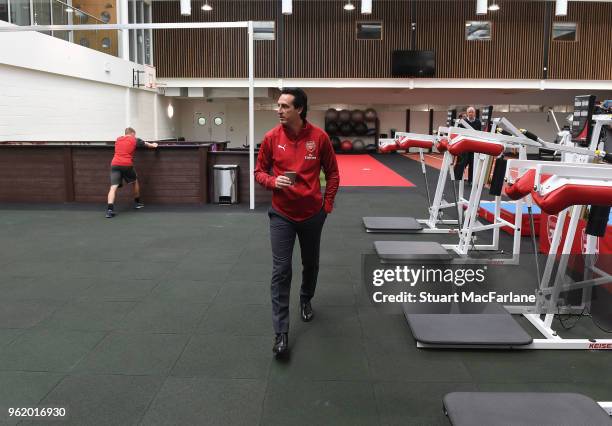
{"left": 390, "top": 127, "right": 467, "bottom": 234}
{"left": 500, "top": 160, "right": 612, "bottom": 350}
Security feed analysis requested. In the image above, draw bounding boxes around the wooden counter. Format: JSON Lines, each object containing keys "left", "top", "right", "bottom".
{"left": 0, "top": 142, "right": 272, "bottom": 205}
{"left": 0, "top": 142, "right": 213, "bottom": 204}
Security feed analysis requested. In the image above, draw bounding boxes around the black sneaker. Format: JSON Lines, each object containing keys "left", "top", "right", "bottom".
{"left": 105, "top": 209, "right": 115, "bottom": 218}
{"left": 134, "top": 202, "right": 145, "bottom": 209}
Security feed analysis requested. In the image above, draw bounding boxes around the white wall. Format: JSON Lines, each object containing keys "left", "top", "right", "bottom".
{"left": 175, "top": 99, "right": 282, "bottom": 147}
{"left": 166, "top": 97, "right": 565, "bottom": 147}
{"left": 0, "top": 21, "right": 141, "bottom": 87}
{"left": 0, "top": 25, "right": 177, "bottom": 141}
{"left": 0, "top": 64, "right": 176, "bottom": 141}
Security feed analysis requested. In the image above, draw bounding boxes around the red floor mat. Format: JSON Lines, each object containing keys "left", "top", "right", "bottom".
{"left": 336, "top": 154, "right": 414, "bottom": 187}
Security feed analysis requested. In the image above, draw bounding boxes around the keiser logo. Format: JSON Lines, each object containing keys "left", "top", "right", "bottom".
{"left": 588, "top": 343, "right": 612, "bottom": 349}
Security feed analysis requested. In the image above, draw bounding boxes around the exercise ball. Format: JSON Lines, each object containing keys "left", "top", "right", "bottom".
{"left": 341, "top": 140, "right": 353, "bottom": 152}
{"left": 330, "top": 136, "right": 341, "bottom": 150}
{"left": 351, "top": 109, "right": 365, "bottom": 123}
{"left": 325, "top": 121, "right": 339, "bottom": 135}
{"left": 364, "top": 108, "right": 378, "bottom": 122}
{"left": 325, "top": 108, "right": 339, "bottom": 122}
{"left": 353, "top": 139, "right": 365, "bottom": 152}
{"left": 338, "top": 109, "right": 352, "bottom": 123}
{"left": 339, "top": 122, "right": 354, "bottom": 136}
{"left": 353, "top": 122, "right": 368, "bottom": 135}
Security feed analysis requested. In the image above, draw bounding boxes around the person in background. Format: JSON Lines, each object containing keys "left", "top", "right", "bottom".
{"left": 455, "top": 106, "right": 481, "bottom": 183}
{"left": 254, "top": 88, "right": 340, "bottom": 358}
{"left": 105, "top": 127, "right": 158, "bottom": 218}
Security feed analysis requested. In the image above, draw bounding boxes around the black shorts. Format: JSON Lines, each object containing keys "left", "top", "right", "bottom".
{"left": 110, "top": 166, "right": 138, "bottom": 186}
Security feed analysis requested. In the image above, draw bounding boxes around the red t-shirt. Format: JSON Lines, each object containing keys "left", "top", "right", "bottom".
{"left": 111, "top": 135, "right": 144, "bottom": 166}
{"left": 254, "top": 121, "right": 340, "bottom": 221}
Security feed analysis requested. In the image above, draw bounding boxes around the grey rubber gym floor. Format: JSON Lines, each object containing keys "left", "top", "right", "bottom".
{"left": 1, "top": 154, "right": 610, "bottom": 425}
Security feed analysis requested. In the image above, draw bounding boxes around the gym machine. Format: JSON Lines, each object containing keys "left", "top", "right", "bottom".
{"left": 403, "top": 100, "right": 612, "bottom": 349}
{"left": 363, "top": 109, "right": 489, "bottom": 234}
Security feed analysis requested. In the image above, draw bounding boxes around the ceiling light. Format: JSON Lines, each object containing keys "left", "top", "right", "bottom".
{"left": 201, "top": 1, "right": 212, "bottom": 11}
{"left": 476, "top": 0, "right": 487, "bottom": 15}
{"left": 65, "top": 7, "right": 73, "bottom": 12}
{"left": 555, "top": 0, "right": 567, "bottom": 16}
{"left": 488, "top": 3, "right": 499, "bottom": 11}
{"left": 282, "top": 0, "right": 292, "bottom": 15}
{"left": 361, "top": 0, "right": 372, "bottom": 14}
{"left": 344, "top": 1, "right": 355, "bottom": 11}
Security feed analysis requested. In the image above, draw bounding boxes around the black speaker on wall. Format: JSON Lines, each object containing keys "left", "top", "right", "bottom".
{"left": 391, "top": 50, "right": 436, "bottom": 78}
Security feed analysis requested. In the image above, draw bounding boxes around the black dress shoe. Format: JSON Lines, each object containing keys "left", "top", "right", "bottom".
{"left": 273, "top": 333, "right": 289, "bottom": 356}
{"left": 300, "top": 301, "right": 314, "bottom": 322}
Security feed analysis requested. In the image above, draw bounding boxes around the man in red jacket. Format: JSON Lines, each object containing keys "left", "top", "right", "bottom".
{"left": 255, "top": 88, "right": 340, "bottom": 357}
{"left": 105, "top": 127, "right": 158, "bottom": 218}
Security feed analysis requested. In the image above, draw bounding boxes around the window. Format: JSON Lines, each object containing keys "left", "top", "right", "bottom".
{"left": 128, "top": 0, "right": 135, "bottom": 61}
{"left": 52, "top": 0, "right": 70, "bottom": 41}
{"left": 128, "top": 0, "right": 152, "bottom": 65}
{"left": 10, "top": 0, "right": 31, "bottom": 25}
{"left": 0, "top": 0, "right": 8, "bottom": 22}
{"left": 356, "top": 22, "right": 382, "bottom": 40}
{"left": 465, "top": 21, "right": 492, "bottom": 41}
{"left": 136, "top": 0, "right": 143, "bottom": 64}
{"left": 143, "top": 2, "right": 151, "bottom": 64}
{"left": 552, "top": 22, "right": 577, "bottom": 41}
{"left": 253, "top": 21, "right": 274, "bottom": 41}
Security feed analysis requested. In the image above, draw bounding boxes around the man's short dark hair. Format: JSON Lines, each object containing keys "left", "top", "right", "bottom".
{"left": 125, "top": 127, "right": 136, "bottom": 135}
{"left": 281, "top": 87, "right": 308, "bottom": 120}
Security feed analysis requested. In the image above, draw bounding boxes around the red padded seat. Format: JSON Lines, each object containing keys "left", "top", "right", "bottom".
{"left": 533, "top": 182, "right": 612, "bottom": 215}
{"left": 396, "top": 136, "right": 434, "bottom": 150}
{"left": 448, "top": 136, "right": 504, "bottom": 157}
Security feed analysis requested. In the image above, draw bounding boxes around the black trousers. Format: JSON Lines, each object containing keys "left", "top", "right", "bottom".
{"left": 454, "top": 152, "right": 474, "bottom": 183}
{"left": 268, "top": 207, "right": 327, "bottom": 334}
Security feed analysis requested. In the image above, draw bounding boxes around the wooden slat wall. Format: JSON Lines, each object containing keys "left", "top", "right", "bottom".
{"left": 416, "top": 0, "right": 545, "bottom": 79}
{"left": 548, "top": 2, "right": 612, "bottom": 80}
{"left": 153, "top": 0, "right": 609, "bottom": 80}
{"left": 282, "top": 0, "right": 411, "bottom": 78}
{"left": 153, "top": 0, "right": 276, "bottom": 78}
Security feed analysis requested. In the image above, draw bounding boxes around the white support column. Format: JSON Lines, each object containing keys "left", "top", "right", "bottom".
{"left": 119, "top": 0, "right": 130, "bottom": 60}
{"left": 248, "top": 21, "right": 255, "bottom": 210}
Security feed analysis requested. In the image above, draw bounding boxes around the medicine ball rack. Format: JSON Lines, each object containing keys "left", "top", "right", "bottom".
{"left": 325, "top": 108, "right": 380, "bottom": 154}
